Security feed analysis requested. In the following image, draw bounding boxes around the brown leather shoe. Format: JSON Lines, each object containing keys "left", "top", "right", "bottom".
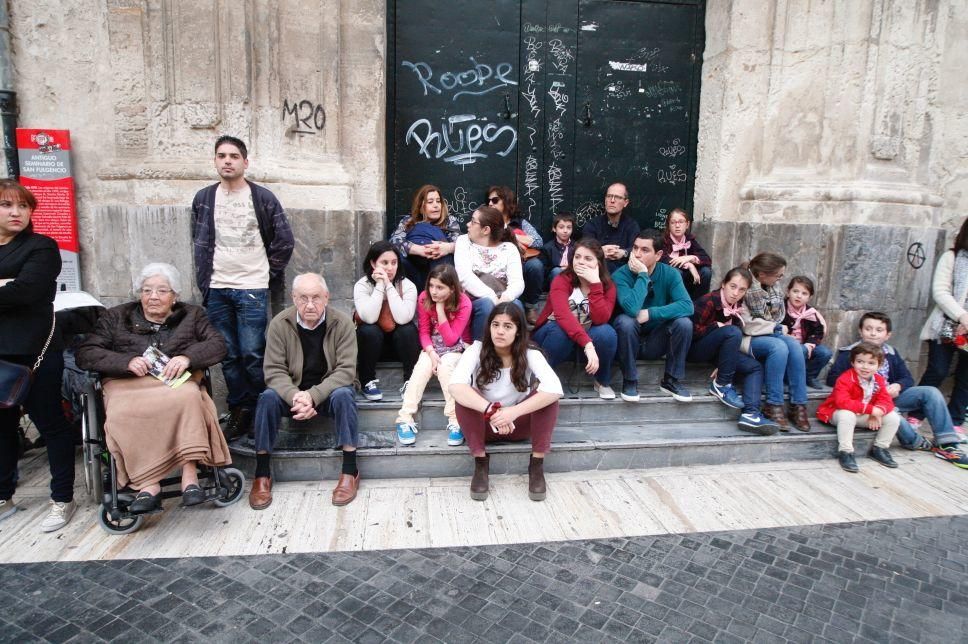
{"left": 525, "top": 308, "right": 539, "bottom": 326}
{"left": 528, "top": 456, "right": 546, "bottom": 502}
{"left": 332, "top": 472, "right": 360, "bottom": 506}
{"left": 470, "top": 455, "right": 490, "bottom": 501}
{"left": 762, "top": 403, "right": 789, "bottom": 431}
{"left": 787, "top": 404, "right": 812, "bottom": 432}
{"left": 249, "top": 476, "right": 272, "bottom": 510}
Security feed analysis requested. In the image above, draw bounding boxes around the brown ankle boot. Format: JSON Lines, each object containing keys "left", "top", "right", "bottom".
{"left": 470, "top": 455, "right": 489, "bottom": 501}
{"left": 787, "top": 404, "right": 811, "bottom": 432}
{"left": 763, "top": 403, "right": 789, "bottom": 431}
{"left": 528, "top": 456, "right": 546, "bottom": 501}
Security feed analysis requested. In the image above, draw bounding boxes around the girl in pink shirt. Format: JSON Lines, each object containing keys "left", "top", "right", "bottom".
{"left": 395, "top": 265, "right": 472, "bottom": 446}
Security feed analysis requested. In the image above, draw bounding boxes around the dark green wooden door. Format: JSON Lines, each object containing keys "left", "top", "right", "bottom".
{"left": 388, "top": 0, "right": 705, "bottom": 233}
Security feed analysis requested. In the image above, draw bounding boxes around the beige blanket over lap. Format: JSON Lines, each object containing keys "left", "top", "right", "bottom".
{"left": 102, "top": 375, "right": 231, "bottom": 489}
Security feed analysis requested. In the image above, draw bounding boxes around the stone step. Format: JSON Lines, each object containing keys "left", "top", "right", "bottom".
{"left": 229, "top": 419, "right": 870, "bottom": 481}
{"left": 370, "top": 359, "right": 831, "bottom": 394}
{"left": 341, "top": 389, "right": 826, "bottom": 430}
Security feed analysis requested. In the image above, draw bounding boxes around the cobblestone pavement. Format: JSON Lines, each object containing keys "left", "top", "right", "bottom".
{"left": 2, "top": 515, "right": 966, "bottom": 643}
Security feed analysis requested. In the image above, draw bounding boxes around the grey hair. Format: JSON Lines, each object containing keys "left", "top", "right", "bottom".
{"left": 292, "top": 272, "right": 328, "bottom": 293}
{"left": 135, "top": 262, "right": 182, "bottom": 295}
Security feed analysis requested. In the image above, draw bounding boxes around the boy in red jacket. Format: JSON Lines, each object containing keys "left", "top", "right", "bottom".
{"left": 817, "top": 342, "right": 901, "bottom": 473}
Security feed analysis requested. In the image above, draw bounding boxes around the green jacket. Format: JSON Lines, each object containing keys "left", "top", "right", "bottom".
{"left": 613, "top": 262, "right": 694, "bottom": 332}
{"left": 263, "top": 305, "right": 358, "bottom": 406}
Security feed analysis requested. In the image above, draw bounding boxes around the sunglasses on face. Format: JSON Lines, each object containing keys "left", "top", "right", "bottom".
{"left": 488, "top": 196, "right": 501, "bottom": 205}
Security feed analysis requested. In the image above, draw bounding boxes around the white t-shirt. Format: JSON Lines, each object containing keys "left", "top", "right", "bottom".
{"left": 210, "top": 184, "right": 270, "bottom": 289}
{"left": 453, "top": 235, "right": 525, "bottom": 301}
{"left": 451, "top": 341, "right": 563, "bottom": 407}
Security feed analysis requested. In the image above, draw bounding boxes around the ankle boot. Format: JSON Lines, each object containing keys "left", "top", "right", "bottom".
{"left": 762, "top": 403, "right": 790, "bottom": 431}
{"left": 470, "top": 455, "right": 489, "bottom": 501}
{"left": 528, "top": 456, "right": 546, "bottom": 501}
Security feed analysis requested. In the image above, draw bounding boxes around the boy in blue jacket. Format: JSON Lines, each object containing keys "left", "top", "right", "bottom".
{"left": 827, "top": 312, "right": 967, "bottom": 468}
{"left": 612, "top": 229, "right": 694, "bottom": 403}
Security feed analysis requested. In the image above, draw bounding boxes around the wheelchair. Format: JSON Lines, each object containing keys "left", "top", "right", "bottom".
{"left": 79, "top": 373, "right": 245, "bottom": 535}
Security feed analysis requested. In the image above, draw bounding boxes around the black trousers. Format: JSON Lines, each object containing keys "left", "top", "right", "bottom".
{"left": 0, "top": 351, "right": 76, "bottom": 502}
{"left": 356, "top": 323, "right": 421, "bottom": 385}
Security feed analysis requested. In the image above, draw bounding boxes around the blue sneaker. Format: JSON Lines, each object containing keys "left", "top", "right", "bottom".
{"left": 709, "top": 381, "right": 743, "bottom": 409}
{"left": 621, "top": 380, "right": 640, "bottom": 402}
{"left": 362, "top": 379, "right": 383, "bottom": 401}
{"left": 396, "top": 422, "right": 417, "bottom": 446}
{"left": 447, "top": 423, "right": 465, "bottom": 446}
{"left": 659, "top": 376, "right": 692, "bottom": 402}
{"left": 738, "top": 412, "right": 780, "bottom": 436}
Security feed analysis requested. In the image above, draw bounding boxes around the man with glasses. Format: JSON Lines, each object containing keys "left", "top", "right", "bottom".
{"left": 191, "top": 135, "right": 294, "bottom": 440}
{"left": 249, "top": 273, "right": 361, "bottom": 509}
{"left": 581, "top": 182, "right": 640, "bottom": 273}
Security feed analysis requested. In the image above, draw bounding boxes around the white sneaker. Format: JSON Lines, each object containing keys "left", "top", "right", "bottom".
{"left": 594, "top": 382, "right": 616, "bottom": 400}
{"left": 40, "top": 500, "right": 76, "bottom": 533}
{"left": 0, "top": 498, "right": 17, "bottom": 522}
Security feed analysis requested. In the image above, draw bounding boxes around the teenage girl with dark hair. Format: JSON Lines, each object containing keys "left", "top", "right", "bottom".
{"left": 660, "top": 208, "right": 712, "bottom": 300}
{"left": 393, "top": 264, "right": 472, "bottom": 447}
{"left": 533, "top": 239, "right": 618, "bottom": 400}
{"left": 690, "top": 267, "right": 778, "bottom": 435}
{"left": 450, "top": 303, "right": 563, "bottom": 501}
{"left": 353, "top": 240, "right": 420, "bottom": 401}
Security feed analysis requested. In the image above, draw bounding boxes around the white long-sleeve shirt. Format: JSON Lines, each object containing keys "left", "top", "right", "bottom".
{"left": 352, "top": 276, "right": 417, "bottom": 325}
{"left": 451, "top": 341, "right": 563, "bottom": 407}
{"left": 453, "top": 234, "right": 525, "bottom": 302}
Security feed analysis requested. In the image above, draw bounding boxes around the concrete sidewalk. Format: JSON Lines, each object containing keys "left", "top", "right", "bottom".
{"left": 2, "top": 448, "right": 966, "bottom": 564}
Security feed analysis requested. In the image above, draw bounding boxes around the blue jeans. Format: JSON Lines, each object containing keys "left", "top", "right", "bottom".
{"left": 919, "top": 340, "right": 968, "bottom": 425}
{"left": 613, "top": 314, "right": 692, "bottom": 382}
{"left": 254, "top": 386, "right": 358, "bottom": 452}
{"left": 533, "top": 321, "right": 618, "bottom": 385}
{"left": 893, "top": 385, "right": 959, "bottom": 446}
{"left": 748, "top": 333, "right": 807, "bottom": 405}
{"left": 801, "top": 343, "right": 833, "bottom": 382}
{"left": 471, "top": 297, "right": 523, "bottom": 341}
{"left": 522, "top": 258, "right": 545, "bottom": 309}
{"left": 688, "top": 327, "right": 764, "bottom": 415}
{"left": 207, "top": 288, "right": 269, "bottom": 409}
{"left": 0, "top": 351, "right": 76, "bottom": 502}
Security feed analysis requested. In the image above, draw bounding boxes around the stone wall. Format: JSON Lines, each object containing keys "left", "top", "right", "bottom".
{"left": 5, "top": 0, "right": 968, "bottom": 370}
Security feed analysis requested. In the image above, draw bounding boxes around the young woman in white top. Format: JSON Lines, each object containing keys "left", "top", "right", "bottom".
{"left": 450, "top": 303, "right": 563, "bottom": 502}
{"left": 353, "top": 241, "right": 420, "bottom": 401}
{"left": 454, "top": 205, "right": 525, "bottom": 341}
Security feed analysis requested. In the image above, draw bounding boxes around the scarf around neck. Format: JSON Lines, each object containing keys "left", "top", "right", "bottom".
{"left": 669, "top": 233, "right": 691, "bottom": 256}
{"left": 719, "top": 290, "right": 743, "bottom": 326}
{"left": 785, "top": 300, "right": 827, "bottom": 341}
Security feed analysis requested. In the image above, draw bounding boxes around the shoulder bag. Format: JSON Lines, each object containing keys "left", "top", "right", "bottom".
{"left": 0, "top": 314, "right": 56, "bottom": 408}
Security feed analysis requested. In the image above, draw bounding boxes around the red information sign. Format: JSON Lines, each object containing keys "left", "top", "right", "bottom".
{"left": 17, "top": 128, "right": 80, "bottom": 290}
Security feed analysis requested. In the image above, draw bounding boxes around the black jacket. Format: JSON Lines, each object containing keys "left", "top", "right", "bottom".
{"left": 0, "top": 231, "right": 61, "bottom": 356}
{"left": 190, "top": 180, "right": 294, "bottom": 303}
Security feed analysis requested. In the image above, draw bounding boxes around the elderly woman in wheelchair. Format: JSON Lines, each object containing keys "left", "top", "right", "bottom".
{"left": 77, "top": 263, "right": 240, "bottom": 520}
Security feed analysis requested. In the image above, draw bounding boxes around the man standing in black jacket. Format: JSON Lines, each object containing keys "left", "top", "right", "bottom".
{"left": 191, "top": 136, "right": 294, "bottom": 439}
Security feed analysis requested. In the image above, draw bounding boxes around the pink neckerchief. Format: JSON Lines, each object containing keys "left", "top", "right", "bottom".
{"left": 786, "top": 300, "right": 827, "bottom": 341}
{"left": 669, "top": 233, "right": 691, "bottom": 256}
{"left": 558, "top": 238, "right": 571, "bottom": 267}
{"left": 718, "top": 291, "right": 743, "bottom": 327}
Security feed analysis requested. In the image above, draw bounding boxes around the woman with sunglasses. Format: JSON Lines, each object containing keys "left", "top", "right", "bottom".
{"left": 532, "top": 239, "right": 618, "bottom": 400}
{"left": 486, "top": 186, "right": 545, "bottom": 325}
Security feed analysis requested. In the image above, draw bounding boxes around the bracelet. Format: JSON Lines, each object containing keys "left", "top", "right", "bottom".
{"left": 483, "top": 401, "right": 502, "bottom": 421}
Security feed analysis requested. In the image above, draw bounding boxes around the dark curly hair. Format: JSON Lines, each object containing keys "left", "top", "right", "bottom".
{"left": 476, "top": 302, "right": 531, "bottom": 391}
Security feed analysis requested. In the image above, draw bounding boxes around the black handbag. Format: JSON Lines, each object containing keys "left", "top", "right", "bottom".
{"left": 0, "top": 314, "right": 56, "bottom": 409}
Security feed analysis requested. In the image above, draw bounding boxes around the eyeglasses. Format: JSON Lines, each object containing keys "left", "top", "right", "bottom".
{"left": 140, "top": 287, "right": 173, "bottom": 297}
{"left": 487, "top": 196, "right": 501, "bottom": 205}
{"left": 468, "top": 217, "right": 481, "bottom": 226}
{"left": 295, "top": 295, "right": 324, "bottom": 306}
{"left": 605, "top": 193, "right": 628, "bottom": 201}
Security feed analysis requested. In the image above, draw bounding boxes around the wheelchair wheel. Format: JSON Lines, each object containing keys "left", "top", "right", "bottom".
{"left": 212, "top": 467, "right": 245, "bottom": 507}
{"left": 97, "top": 506, "right": 144, "bottom": 535}
{"left": 80, "top": 393, "right": 104, "bottom": 503}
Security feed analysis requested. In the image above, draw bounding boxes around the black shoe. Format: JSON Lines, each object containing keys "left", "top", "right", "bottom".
{"left": 129, "top": 490, "right": 162, "bottom": 514}
{"left": 223, "top": 407, "right": 253, "bottom": 441}
{"left": 868, "top": 445, "right": 898, "bottom": 468}
{"left": 659, "top": 375, "right": 693, "bottom": 402}
{"left": 180, "top": 484, "right": 206, "bottom": 507}
{"left": 837, "top": 451, "right": 859, "bottom": 473}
